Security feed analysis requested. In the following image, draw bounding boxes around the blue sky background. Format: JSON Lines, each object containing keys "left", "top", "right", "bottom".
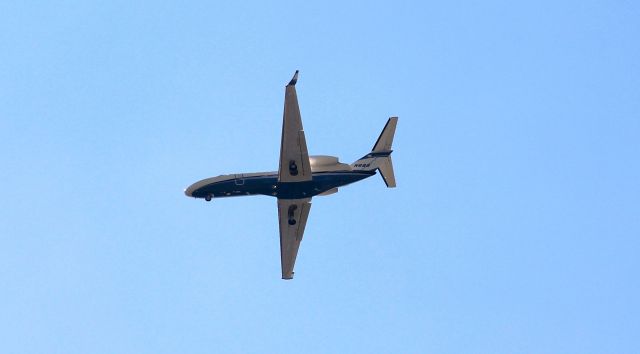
{"left": 1, "top": 1, "right": 639, "bottom": 353}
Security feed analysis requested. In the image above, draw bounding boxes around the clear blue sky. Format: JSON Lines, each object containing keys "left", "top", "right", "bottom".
{"left": 1, "top": 1, "right": 638, "bottom": 353}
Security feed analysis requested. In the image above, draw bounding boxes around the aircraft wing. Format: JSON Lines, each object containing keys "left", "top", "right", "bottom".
{"left": 278, "top": 70, "right": 312, "bottom": 182}
{"left": 277, "top": 197, "right": 312, "bottom": 279}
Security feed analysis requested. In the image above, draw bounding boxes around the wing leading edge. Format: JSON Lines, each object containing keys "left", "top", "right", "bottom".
{"left": 278, "top": 198, "right": 312, "bottom": 279}
{"left": 278, "top": 70, "right": 312, "bottom": 183}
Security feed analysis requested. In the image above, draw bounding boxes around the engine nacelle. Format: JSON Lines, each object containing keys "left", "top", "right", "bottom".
{"left": 309, "top": 155, "right": 352, "bottom": 172}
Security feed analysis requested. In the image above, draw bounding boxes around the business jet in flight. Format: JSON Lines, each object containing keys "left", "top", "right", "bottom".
{"left": 185, "top": 71, "right": 397, "bottom": 279}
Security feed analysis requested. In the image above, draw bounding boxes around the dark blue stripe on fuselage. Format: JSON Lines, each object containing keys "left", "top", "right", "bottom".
{"left": 190, "top": 170, "right": 376, "bottom": 200}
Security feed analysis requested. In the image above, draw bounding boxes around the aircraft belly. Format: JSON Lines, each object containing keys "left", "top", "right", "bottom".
{"left": 190, "top": 171, "right": 374, "bottom": 199}
{"left": 193, "top": 175, "right": 278, "bottom": 198}
{"left": 312, "top": 171, "right": 374, "bottom": 189}
{"left": 276, "top": 171, "right": 375, "bottom": 199}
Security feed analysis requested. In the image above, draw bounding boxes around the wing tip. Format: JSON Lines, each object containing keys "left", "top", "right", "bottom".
{"left": 287, "top": 70, "right": 299, "bottom": 86}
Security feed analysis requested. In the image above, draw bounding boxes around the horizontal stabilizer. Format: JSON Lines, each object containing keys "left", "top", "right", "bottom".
{"left": 372, "top": 117, "right": 398, "bottom": 152}
{"left": 352, "top": 117, "right": 398, "bottom": 188}
{"left": 377, "top": 156, "right": 396, "bottom": 188}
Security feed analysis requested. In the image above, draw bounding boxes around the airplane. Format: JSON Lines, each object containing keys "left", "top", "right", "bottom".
{"left": 184, "top": 71, "right": 397, "bottom": 279}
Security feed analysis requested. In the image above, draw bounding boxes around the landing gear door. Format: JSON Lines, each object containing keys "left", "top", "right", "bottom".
{"left": 234, "top": 174, "right": 245, "bottom": 186}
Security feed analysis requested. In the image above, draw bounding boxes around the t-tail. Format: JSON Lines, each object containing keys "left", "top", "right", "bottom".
{"left": 351, "top": 117, "right": 398, "bottom": 187}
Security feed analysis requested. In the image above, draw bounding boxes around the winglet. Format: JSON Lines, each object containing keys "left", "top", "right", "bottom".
{"left": 288, "top": 70, "right": 299, "bottom": 86}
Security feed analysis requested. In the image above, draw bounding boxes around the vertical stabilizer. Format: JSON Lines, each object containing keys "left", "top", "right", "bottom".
{"left": 351, "top": 117, "right": 398, "bottom": 188}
